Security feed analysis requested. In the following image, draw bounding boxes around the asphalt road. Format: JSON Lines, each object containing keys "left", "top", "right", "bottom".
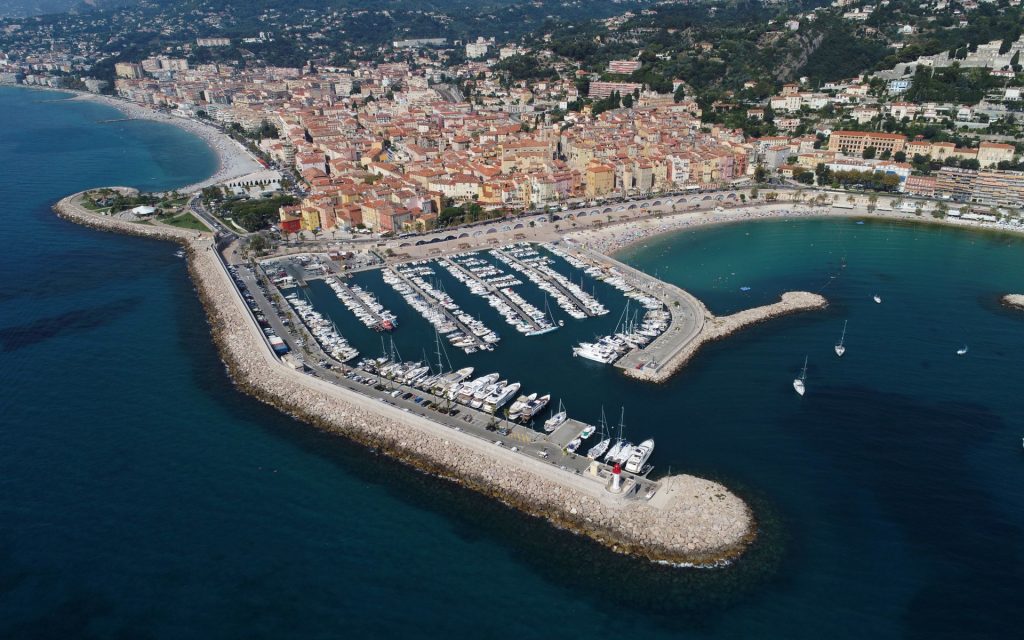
{"left": 189, "top": 195, "right": 236, "bottom": 239}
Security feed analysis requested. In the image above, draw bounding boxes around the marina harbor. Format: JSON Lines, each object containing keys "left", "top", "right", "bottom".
{"left": 237, "top": 246, "right": 664, "bottom": 495}
{"left": 14, "top": 2, "right": 1024, "bottom": 628}
{"left": 233, "top": 232, "right": 827, "bottom": 491}
{"left": 50, "top": 185, "right": 850, "bottom": 568}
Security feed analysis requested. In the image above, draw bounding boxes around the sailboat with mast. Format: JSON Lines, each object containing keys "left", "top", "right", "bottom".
{"left": 587, "top": 407, "right": 612, "bottom": 460}
{"left": 526, "top": 295, "right": 561, "bottom": 336}
{"left": 793, "top": 356, "right": 808, "bottom": 396}
{"left": 543, "top": 399, "right": 567, "bottom": 432}
{"left": 835, "top": 320, "right": 847, "bottom": 357}
{"left": 604, "top": 408, "right": 634, "bottom": 464}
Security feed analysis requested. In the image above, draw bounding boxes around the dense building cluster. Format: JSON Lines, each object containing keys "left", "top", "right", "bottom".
{"left": 3, "top": 0, "right": 1024, "bottom": 224}
{"left": 103, "top": 56, "right": 758, "bottom": 235}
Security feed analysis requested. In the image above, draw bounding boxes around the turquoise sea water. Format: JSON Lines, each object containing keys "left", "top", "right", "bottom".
{"left": 2, "top": 86, "right": 1023, "bottom": 638}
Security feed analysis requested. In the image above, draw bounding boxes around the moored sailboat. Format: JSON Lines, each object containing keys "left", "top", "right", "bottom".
{"left": 586, "top": 408, "right": 612, "bottom": 460}
{"left": 604, "top": 407, "right": 632, "bottom": 463}
{"left": 543, "top": 399, "right": 567, "bottom": 432}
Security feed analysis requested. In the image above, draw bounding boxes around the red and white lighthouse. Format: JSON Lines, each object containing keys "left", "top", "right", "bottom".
{"left": 611, "top": 462, "right": 622, "bottom": 493}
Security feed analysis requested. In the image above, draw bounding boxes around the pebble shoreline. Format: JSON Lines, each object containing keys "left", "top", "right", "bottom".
{"left": 53, "top": 192, "right": 756, "bottom": 567}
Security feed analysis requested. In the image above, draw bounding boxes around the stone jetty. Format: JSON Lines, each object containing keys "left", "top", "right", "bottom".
{"left": 572, "top": 248, "right": 827, "bottom": 384}
{"left": 623, "top": 291, "right": 828, "bottom": 383}
{"left": 1003, "top": 294, "right": 1024, "bottom": 311}
{"left": 54, "top": 191, "right": 755, "bottom": 567}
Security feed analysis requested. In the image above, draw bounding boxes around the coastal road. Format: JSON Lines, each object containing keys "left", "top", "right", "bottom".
{"left": 266, "top": 186, "right": 751, "bottom": 255}
{"left": 189, "top": 195, "right": 236, "bottom": 239}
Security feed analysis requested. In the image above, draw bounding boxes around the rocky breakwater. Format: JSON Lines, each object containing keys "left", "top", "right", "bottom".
{"left": 53, "top": 191, "right": 755, "bottom": 566}
{"left": 1002, "top": 294, "right": 1024, "bottom": 311}
{"left": 625, "top": 291, "right": 828, "bottom": 383}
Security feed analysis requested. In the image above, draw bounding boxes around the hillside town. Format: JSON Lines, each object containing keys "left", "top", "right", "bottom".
{"left": 3, "top": 0, "right": 1024, "bottom": 234}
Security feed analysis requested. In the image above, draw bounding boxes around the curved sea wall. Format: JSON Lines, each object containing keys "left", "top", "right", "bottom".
{"left": 623, "top": 291, "right": 828, "bottom": 383}
{"left": 54, "top": 192, "right": 755, "bottom": 566}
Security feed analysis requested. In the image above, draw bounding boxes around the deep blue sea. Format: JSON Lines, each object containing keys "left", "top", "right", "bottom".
{"left": 2, "top": 86, "right": 1023, "bottom": 638}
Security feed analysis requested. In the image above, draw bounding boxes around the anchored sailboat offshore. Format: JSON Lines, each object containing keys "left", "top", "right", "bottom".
{"left": 835, "top": 320, "right": 847, "bottom": 357}
{"left": 793, "top": 356, "right": 808, "bottom": 396}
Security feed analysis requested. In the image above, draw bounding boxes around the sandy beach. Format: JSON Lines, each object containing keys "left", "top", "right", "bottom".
{"left": 67, "top": 92, "right": 264, "bottom": 193}
{"left": 568, "top": 203, "right": 1024, "bottom": 256}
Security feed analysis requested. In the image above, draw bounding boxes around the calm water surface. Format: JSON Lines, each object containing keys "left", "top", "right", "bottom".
{"left": 1, "top": 87, "right": 1022, "bottom": 638}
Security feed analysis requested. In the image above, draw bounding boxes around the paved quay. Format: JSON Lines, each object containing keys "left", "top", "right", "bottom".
{"left": 53, "top": 190, "right": 755, "bottom": 567}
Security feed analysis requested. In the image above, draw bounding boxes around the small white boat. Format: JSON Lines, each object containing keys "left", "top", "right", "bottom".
{"left": 624, "top": 439, "right": 655, "bottom": 474}
{"left": 957, "top": 345, "right": 968, "bottom": 356}
{"left": 835, "top": 320, "right": 847, "bottom": 357}
{"left": 543, "top": 399, "right": 567, "bottom": 432}
{"left": 587, "top": 438, "right": 611, "bottom": 460}
{"left": 543, "top": 411, "right": 566, "bottom": 432}
{"left": 793, "top": 356, "right": 808, "bottom": 396}
{"left": 587, "top": 407, "right": 612, "bottom": 459}
{"left": 604, "top": 440, "right": 624, "bottom": 463}
{"left": 873, "top": 295, "right": 882, "bottom": 304}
